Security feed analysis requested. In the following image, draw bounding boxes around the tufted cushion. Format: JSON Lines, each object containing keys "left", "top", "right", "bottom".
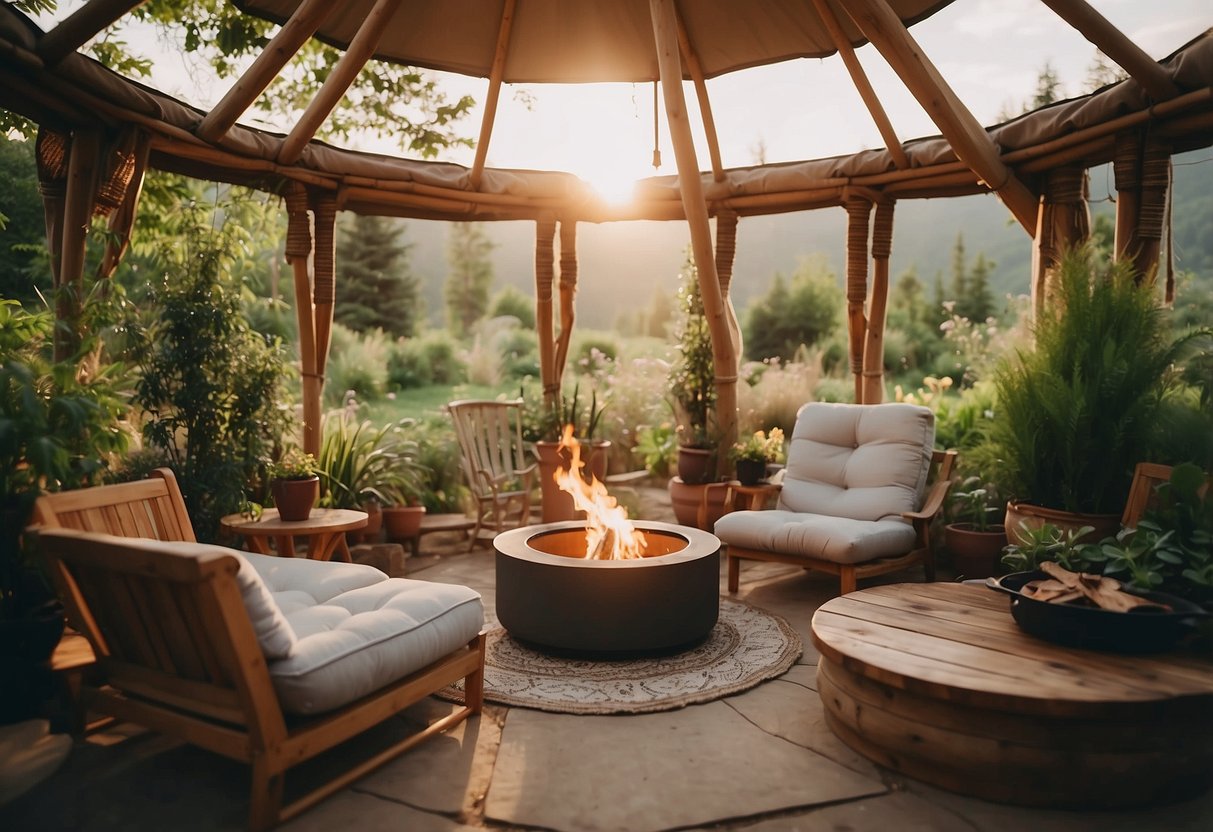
{"left": 248, "top": 557, "right": 484, "bottom": 715}
{"left": 777, "top": 402, "right": 934, "bottom": 521}
{"left": 714, "top": 509, "right": 918, "bottom": 564}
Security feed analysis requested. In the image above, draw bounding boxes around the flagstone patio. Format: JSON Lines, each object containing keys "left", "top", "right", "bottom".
{"left": 4, "top": 484, "right": 1211, "bottom": 831}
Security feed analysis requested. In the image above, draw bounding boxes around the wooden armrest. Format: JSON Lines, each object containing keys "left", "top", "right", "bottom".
{"left": 902, "top": 478, "right": 952, "bottom": 523}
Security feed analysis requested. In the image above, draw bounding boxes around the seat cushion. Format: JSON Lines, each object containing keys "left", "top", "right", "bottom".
{"left": 778, "top": 402, "right": 934, "bottom": 522}
{"left": 715, "top": 509, "right": 918, "bottom": 565}
{"left": 253, "top": 558, "right": 484, "bottom": 715}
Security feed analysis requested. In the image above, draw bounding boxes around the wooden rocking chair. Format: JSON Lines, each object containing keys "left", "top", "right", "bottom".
{"left": 448, "top": 399, "right": 537, "bottom": 548}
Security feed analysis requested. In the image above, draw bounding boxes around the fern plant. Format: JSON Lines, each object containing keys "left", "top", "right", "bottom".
{"left": 987, "top": 248, "right": 1209, "bottom": 514}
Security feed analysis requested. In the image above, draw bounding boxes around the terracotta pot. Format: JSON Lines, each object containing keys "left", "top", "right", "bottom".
{"left": 668, "top": 477, "right": 728, "bottom": 530}
{"left": 735, "top": 459, "right": 766, "bottom": 486}
{"left": 350, "top": 500, "right": 383, "bottom": 545}
{"left": 383, "top": 504, "right": 426, "bottom": 541}
{"left": 533, "top": 439, "right": 610, "bottom": 523}
{"left": 944, "top": 523, "right": 1008, "bottom": 579}
{"left": 271, "top": 476, "right": 319, "bottom": 521}
{"left": 1004, "top": 501, "right": 1121, "bottom": 547}
{"left": 677, "top": 446, "right": 714, "bottom": 485}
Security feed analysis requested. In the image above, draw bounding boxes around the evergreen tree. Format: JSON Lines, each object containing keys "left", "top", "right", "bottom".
{"left": 1085, "top": 50, "right": 1127, "bottom": 92}
{"left": 961, "top": 253, "right": 995, "bottom": 323}
{"left": 931, "top": 271, "right": 948, "bottom": 326}
{"left": 1032, "top": 61, "right": 1063, "bottom": 109}
{"left": 334, "top": 214, "right": 418, "bottom": 338}
{"left": 949, "top": 233, "right": 968, "bottom": 310}
{"left": 743, "top": 257, "right": 842, "bottom": 361}
{"left": 444, "top": 223, "right": 495, "bottom": 337}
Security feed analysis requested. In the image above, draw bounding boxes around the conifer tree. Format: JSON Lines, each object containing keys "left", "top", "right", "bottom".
{"left": 334, "top": 214, "right": 418, "bottom": 338}
{"left": 444, "top": 223, "right": 495, "bottom": 337}
{"left": 961, "top": 253, "right": 995, "bottom": 323}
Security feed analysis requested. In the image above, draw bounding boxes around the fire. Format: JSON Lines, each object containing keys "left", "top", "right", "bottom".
{"left": 554, "top": 425, "right": 646, "bottom": 559}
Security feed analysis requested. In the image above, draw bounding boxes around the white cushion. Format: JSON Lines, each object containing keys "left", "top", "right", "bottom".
{"left": 777, "top": 402, "right": 934, "bottom": 521}
{"left": 714, "top": 509, "right": 918, "bottom": 565}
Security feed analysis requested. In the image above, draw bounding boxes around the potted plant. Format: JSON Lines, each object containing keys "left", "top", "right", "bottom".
{"left": 529, "top": 383, "right": 610, "bottom": 522}
{"left": 984, "top": 247, "right": 1210, "bottom": 545}
{"left": 944, "top": 478, "right": 1007, "bottom": 579}
{"left": 267, "top": 447, "right": 319, "bottom": 521}
{"left": 730, "top": 428, "right": 785, "bottom": 486}
{"left": 668, "top": 254, "right": 717, "bottom": 485}
{"left": 317, "top": 412, "right": 410, "bottom": 543}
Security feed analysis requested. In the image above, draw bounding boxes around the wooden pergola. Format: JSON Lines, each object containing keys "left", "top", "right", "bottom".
{"left": 1, "top": 0, "right": 1211, "bottom": 466}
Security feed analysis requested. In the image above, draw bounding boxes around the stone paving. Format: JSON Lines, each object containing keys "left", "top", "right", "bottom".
{"left": 4, "top": 483, "right": 1212, "bottom": 831}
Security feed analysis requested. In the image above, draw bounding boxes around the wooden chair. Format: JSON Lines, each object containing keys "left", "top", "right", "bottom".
{"left": 714, "top": 403, "right": 957, "bottom": 596}
{"left": 448, "top": 399, "right": 537, "bottom": 548}
{"left": 1121, "top": 461, "right": 1209, "bottom": 528}
{"left": 31, "top": 467, "right": 195, "bottom": 542}
{"left": 33, "top": 528, "right": 485, "bottom": 830}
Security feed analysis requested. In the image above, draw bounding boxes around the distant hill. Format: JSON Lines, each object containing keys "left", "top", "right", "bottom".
{"left": 404, "top": 149, "right": 1213, "bottom": 330}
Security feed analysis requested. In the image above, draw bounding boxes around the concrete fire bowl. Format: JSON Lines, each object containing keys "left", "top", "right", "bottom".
{"left": 494, "top": 520, "right": 721, "bottom": 654}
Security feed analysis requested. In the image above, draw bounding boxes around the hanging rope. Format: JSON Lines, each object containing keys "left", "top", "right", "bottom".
{"left": 652, "top": 80, "right": 662, "bottom": 169}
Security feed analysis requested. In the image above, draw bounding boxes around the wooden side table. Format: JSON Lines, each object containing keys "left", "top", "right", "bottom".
{"left": 220, "top": 508, "right": 367, "bottom": 562}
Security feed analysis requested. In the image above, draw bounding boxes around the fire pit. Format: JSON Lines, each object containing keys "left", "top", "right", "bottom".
{"left": 495, "top": 520, "right": 721, "bottom": 653}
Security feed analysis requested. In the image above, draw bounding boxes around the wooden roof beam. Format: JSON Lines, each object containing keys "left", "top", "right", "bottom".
{"left": 470, "top": 0, "right": 516, "bottom": 191}
{"left": 1040, "top": 0, "right": 1180, "bottom": 102}
{"left": 843, "top": 0, "right": 1038, "bottom": 235}
{"left": 277, "top": 0, "right": 403, "bottom": 166}
{"left": 811, "top": 0, "right": 908, "bottom": 169}
{"left": 675, "top": 9, "right": 725, "bottom": 182}
{"left": 196, "top": 0, "right": 335, "bottom": 144}
{"left": 38, "top": 0, "right": 147, "bottom": 66}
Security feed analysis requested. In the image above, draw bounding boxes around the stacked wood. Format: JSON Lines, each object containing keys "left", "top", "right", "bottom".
{"left": 1022, "top": 561, "right": 1170, "bottom": 612}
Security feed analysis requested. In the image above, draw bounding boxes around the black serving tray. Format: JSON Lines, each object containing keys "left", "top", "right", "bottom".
{"left": 986, "top": 571, "right": 1208, "bottom": 653}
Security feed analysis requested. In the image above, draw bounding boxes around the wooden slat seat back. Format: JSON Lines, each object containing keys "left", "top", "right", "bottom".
{"left": 32, "top": 468, "right": 195, "bottom": 542}
{"left": 37, "top": 528, "right": 286, "bottom": 744}
{"left": 448, "top": 399, "right": 536, "bottom": 547}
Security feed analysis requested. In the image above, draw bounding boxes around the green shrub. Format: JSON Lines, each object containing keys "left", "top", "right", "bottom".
{"left": 737, "top": 352, "right": 821, "bottom": 437}
{"left": 387, "top": 331, "right": 466, "bottom": 390}
{"left": 326, "top": 324, "right": 389, "bottom": 404}
{"left": 412, "top": 417, "right": 468, "bottom": 513}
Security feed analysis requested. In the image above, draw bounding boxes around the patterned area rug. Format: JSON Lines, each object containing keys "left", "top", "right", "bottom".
{"left": 438, "top": 598, "right": 802, "bottom": 715}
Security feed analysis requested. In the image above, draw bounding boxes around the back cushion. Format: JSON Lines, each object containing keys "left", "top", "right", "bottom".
{"left": 778, "top": 402, "right": 935, "bottom": 522}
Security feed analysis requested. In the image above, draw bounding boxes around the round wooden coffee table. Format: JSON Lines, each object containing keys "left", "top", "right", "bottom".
{"left": 221, "top": 508, "right": 367, "bottom": 562}
{"left": 811, "top": 582, "right": 1213, "bottom": 808}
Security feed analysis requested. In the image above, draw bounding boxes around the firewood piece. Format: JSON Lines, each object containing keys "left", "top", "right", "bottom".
{"left": 1037, "top": 561, "right": 1170, "bottom": 612}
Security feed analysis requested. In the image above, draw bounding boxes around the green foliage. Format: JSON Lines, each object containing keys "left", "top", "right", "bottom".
{"left": 985, "top": 248, "right": 1210, "bottom": 514}
{"left": 0, "top": 299, "right": 130, "bottom": 616}
{"left": 0, "top": 136, "right": 48, "bottom": 303}
{"left": 410, "top": 417, "right": 468, "bottom": 513}
{"left": 133, "top": 223, "right": 290, "bottom": 542}
{"left": 947, "top": 477, "right": 1001, "bottom": 532}
{"left": 730, "top": 428, "right": 786, "bottom": 464}
{"left": 335, "top": 215, "right": 419, "bottom": 338}
{"left": 1000, "top": 523, "right": 1095, "bottom": 573}
{"left": 488, "top": 285, "right": 535, "bottom": 329}
{"left": 736, "top": 353, "right": 820, "bottom": 438}
{"left": 743, "top": 256, "right": 842, "bottom": 362}
{"left": 634, "top": 423, "right": 678, "bottom": 478}
{"left": 444, "top": 223, "right": 494, "bottom": 337}
{"left": 520, "top": 381, "right": 606, "bottom": 443}
{"left": 326, "top": 324, "right": 390, "bottom": 404}
{"left": 267, "top": 447, "right": 316, "bottom": 481}
{"left": 386, "top": 331, "right": 465, "bottom": 389}
{"left": 668, "top": 253, "right": 715, "bottom": 447}
{"left": 317, "top": 411, "right": 423, "bottom": 508}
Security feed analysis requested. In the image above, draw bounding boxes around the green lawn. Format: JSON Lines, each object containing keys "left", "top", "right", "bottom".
{"left": 357, "top": 383, "right": 507, "bottom": 424}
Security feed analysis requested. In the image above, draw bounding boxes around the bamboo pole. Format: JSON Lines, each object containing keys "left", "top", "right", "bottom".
{"left": 37, "top": 0, "right": 147, "bottom": 66}
{"left": 553, "top": 220, "right": 578, "bottom": 385}
{"left": 1133, "top": 136, "right": 1171, "bottom": 280}
{"left": 284, "top": 185, "right": 320, "bottom": 455}
{"left": 843, "top": 0, "right": 1038, "bottom": 235}
{"left": 862, "top": 201, "right": 894, "bottom": 403}
{"left": 311, "top": 193, "right": 337, "bottom": 409}
{"left": 650, "top": 0, "right": 738, "bottom": 472}
{"left": 1039, "top": 0, "right": 1179, "bottom": 102}
{"left": 845, "top": 197, "right": 872, "bottom": 403}
{"left": 675, "top": 11, "right": 724, "bottom": 182}
{"left": 1113, "top": 130, "right": 1142, "bottom": 264}
{"left": 277, "top": 0, "right": 403, "bottom": 165}
{"left": 810, "top": 0, "right": 909, "bottom": 169}
{"left": 196, "top": 0, "right": 335, "bottom": 144}
{"left": 534, "top": 218, "right": 558, "bottom": 407}
{"left": 1030, "top": 166, "right": 1090, "bottom": 316}
{"left": 470, "top": 0, "right": 516, "bottom": 191}
{"left": 55, "top": 129, "right": 101, "bottom": 361}
{"left": 714, "top": 210, "right": 742, "bottom": 361}
{"left": 96, "top": 129, "right": 150, "bottom": 281}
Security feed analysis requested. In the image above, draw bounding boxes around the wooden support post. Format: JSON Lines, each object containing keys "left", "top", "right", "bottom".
{"left": 845, "top": 197, "right": 873, "bottom": 403}
{"left": 1113, "top": 130, "right": 1141, "bottom": 265}
{"left": 36, "top": 128, "right": 69, "bottom": 292}
{"left": 311, "top": 193, "right": 337, "bottom": 443}
{"left": 277, "top": 0, "right": 403, "bottom": 165}
{"left": 1039, "top": 0, "right": 1179, "bottom": 102}
{"left": 651, "top": 0, "right": 739, "bottom": 472}
{"left": 810, "top": 0, "right": 908, "bottom": 169}
{"left": 1031, "top": 166, "right": 1090, "bottom": 316}
{"left": 56, "top": 129, "right": 102, "bottom": 361}
{"left": 675, "top": 11, "right": 725, "bottom": 182}
{"left": 196, "top": 0, "right": 335, "bottom": 144}
{"left": 37, "top": 0, "right": 147, "bottom": 66}
{"left": 843, "top": 0, "right": 1038, "bottom": 235}
{"left": 714, "top": 210, "right": 742, "bottom": 361}
{"left": 862, "top": 200, "right": 894, "bottom": 404}
{"left": 534, "top": 217, "right": 558, "bottom": 408}
{"left": 96, "top": 129, "right": 150, "bottom": 281}
{"left": 1133, "top": 137, "right": 1171, "bottom": 282}
{"left": 284, "top": 185, "right": 319, "bottom": 454}
{"left": 554, "top": 220, "right": 578, "bottom": 386}
{"left": 470, "top": 0, "right": 516, "bottom": 190}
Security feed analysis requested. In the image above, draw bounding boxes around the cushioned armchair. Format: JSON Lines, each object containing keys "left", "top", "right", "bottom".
{"left": 715, "top": 402, "right": 956, "bottom": 596}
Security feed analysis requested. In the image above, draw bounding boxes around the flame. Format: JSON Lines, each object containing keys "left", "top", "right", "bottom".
{"left": 554, "top": 424, "right": 646, "bottom": 560}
